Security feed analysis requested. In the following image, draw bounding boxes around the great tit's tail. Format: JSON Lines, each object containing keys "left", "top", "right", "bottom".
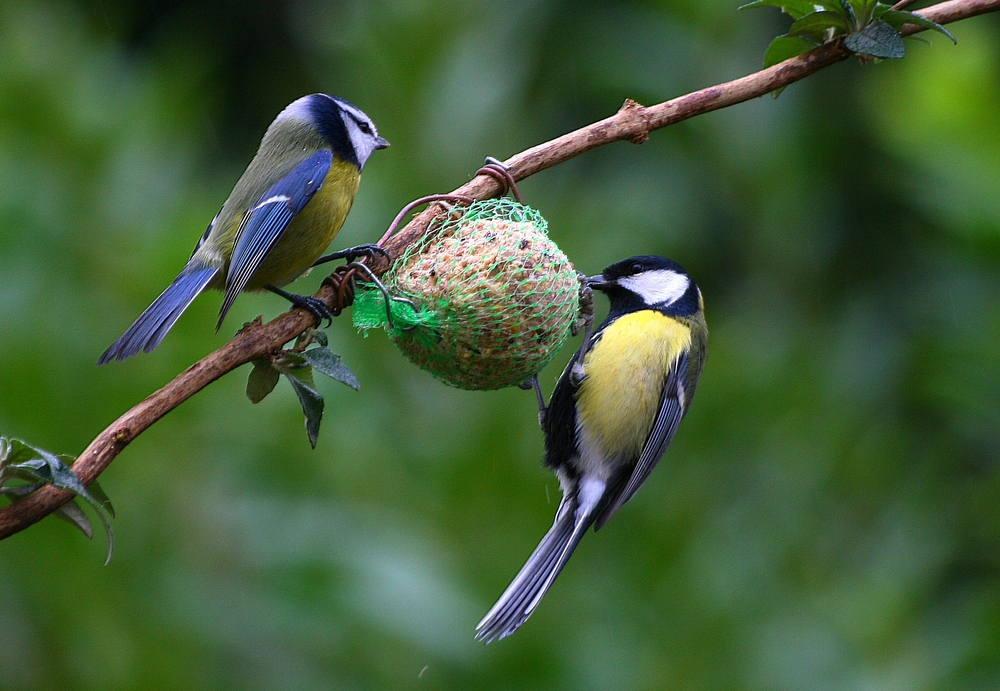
{"left": 98, "top": 264, "right": 218, "bottom": 364}
{"left": 476, "top": 494, "right": 594, "bottom": 643}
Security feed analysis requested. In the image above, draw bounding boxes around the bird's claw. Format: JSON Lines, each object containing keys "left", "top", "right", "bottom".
{"left": 519, "top": 374, "right": 547, "bottom": 428}
{"left": 313, "top": 244, "right": 389, "bottom": 268}
{"left": 294, "top": 296, "right": 334, "bottom": 327}
{"left": 271, "top": 287, "right": 334, "bottom": 327}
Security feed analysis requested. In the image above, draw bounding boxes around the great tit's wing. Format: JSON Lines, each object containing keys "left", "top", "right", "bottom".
{"left": 218, "top": 150, "right": 333, "bottom": 327}
{"left": 593, "top": 352, "right": 688, "bottom": 530}
{"left": 542, "top": 352, "right": 582, "bottom": 468}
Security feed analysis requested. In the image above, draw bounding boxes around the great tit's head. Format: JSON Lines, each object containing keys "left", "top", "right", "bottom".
{"left": 588, "top": 255, "right": 700, "bottom": 314}
{"left": 279, "top": 94, "right": 389, "bottom": 170}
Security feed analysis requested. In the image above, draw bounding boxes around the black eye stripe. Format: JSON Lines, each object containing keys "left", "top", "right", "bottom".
{"left": 349, "top": 114, "right": 372, "bottom": 133}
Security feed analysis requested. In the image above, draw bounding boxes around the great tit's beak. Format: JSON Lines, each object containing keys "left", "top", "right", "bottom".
{"left": 585, "top": 274, "right": 609, "bottom": 290}
{"left": 374, "top": 136, "right": 390, "bottom": 150}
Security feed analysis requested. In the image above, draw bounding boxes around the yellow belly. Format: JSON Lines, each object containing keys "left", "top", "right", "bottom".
{"left": 576, "top": 311, "right": 691, "bottom": 460}
{"left": 245, "top": 160, "right": 361, "bottom": 290}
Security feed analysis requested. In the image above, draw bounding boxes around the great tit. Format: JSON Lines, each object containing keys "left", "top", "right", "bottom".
{"left": 476, "top": 255, "right": 707, "bottom": 642}
{"left": 98, "top": 94, "right": 389, "bottom": 364}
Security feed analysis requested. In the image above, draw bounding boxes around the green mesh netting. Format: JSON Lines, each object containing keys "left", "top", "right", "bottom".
{"left": 353, "top": 199, "right": 581, "bottom": 390}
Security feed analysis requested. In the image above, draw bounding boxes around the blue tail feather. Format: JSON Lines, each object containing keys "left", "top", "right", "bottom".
{"left": 98, "top": 265, "right": 218, "bottom": 364}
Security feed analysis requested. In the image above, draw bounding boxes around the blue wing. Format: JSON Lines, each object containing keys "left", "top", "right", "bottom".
{"left": 593, "top": 352, "right": 688, "bottom": 530}
{"left": 217, "top": 150, "right": 333, "bottom": 327}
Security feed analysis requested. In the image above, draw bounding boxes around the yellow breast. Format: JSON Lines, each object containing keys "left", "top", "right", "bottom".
{"left": 576, "top": 311, "right": 691, "bottom": 461}
{"left": 245, "top": 159, "right": 361, "bottom": 290}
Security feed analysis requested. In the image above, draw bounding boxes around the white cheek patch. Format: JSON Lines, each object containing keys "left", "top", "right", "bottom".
{"left": 345, "top": 118, "right": 378, "bottom": 169}
{"left": 618, "top": 269, "right": 690, "bottom": 306}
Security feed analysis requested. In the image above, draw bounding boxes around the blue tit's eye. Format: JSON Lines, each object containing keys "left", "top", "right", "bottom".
{"left": 358, "top": 121, "right": 372, "bottom": 135}
{"left": 630, "top": 262, "right": 643, "bottom": 274}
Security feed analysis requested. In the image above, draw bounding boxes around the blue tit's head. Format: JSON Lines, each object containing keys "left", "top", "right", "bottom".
{"left": 278, "top": 94, "right": 389, "bottom": 170}
{"left": 590, "top": 255, "right": 701, "bottom": 316}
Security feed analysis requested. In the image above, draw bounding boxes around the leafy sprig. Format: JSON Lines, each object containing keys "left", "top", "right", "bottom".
{"left": 742, "top": 0, "right": 956, "bottom": 69}
{"left": 245, "top": 328, "right": 360, "bottom": 448}
{"left": 0, "top": 437, "right": 115, "bottom": 563}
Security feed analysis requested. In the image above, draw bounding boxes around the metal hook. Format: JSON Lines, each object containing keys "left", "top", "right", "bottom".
{"left": 476, "top": 157, "right": 523, "bottom": 203}
{"left": 377, "top": 193, "right": 475, "bottom": 247}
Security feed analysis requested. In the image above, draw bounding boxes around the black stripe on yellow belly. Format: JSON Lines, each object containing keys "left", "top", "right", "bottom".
{"left": 576, "top": 310, "right": 691, "bottom": 460}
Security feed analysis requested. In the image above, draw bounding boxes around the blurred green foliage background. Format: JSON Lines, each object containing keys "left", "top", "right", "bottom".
{"left": 1, "top": 1, "right": 998, "bottom": 689}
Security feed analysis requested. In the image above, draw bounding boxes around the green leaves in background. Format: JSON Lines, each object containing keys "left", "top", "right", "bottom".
{"left": 764, "top": 34, "right": 818, "bottom": 69}
{"left": 743, "top": 0, "right": 956, "bottom": 71}
{"left": 739, "top": 1, "right": 843, "bottom": 21}
{"left": 245, "top": 330, "right": 360, "bottom": 448}
{"left": 0, "top": 437, "right": 115, "bottom": 564}
{"left": 0, "top": 0, "right": 995, "bottom": 686}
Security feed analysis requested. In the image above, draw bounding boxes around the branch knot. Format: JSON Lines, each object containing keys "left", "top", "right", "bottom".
{"left": 619, "top": 99, "right": 651, "bottom": 144}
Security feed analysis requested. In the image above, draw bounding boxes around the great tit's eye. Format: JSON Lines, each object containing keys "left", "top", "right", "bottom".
{"left": 630, "top": 262, "right": 644, "bottom": 274}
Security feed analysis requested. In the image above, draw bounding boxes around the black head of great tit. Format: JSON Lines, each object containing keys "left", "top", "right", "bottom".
{"left": 98, "top": 94, "right": 389, "bottom": 364}
{"left": 476, "top": 255, "right": 707, "bottom": 642}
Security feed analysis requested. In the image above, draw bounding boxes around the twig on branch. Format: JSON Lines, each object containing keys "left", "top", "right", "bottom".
{"left": 1, "top": 0, "right": 996, "bottom": 541}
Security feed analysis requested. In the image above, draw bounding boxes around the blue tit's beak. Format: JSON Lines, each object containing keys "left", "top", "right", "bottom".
{"left": 375, "top": 136, "right": 390, "bottom": 150}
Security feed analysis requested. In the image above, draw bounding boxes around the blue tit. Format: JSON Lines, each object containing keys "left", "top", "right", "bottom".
{"left": 476, "top": 255, "right": 708, "bottom": 642}
{"left": 99, "top": 94, "right": 389, "bottom": 364}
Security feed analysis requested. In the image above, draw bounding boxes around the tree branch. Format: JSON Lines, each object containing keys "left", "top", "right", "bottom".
{"left": 1, "top": 0, "right": 996, "bottom": 541}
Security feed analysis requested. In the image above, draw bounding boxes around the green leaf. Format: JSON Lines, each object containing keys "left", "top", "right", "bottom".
{"left": 739, "top": 0, "right": 832, "bottom": 19}
{"left": 880, "top": 10, "right": 956, "bottom": 43}
{"left": 845, "top": 19, "right": 905, "bottom": 58}
{"left": 3, "top": 438, "right": 57, "bottom": 467}
{"left": 302, "top": 348, "right": 360, "bottom": 391}
{"left": 839, "top": 0, "right": 858, "bottom": 27}
{"left": 311, "top": 330, "right": 329, "bottom": 348}
{"left": 282, "top": 367, "right": 325, "bottom": 448}
{"left": 764, "top": 34, "right": 817, "bottom": 69}
{"left": 55, "top": 453, "right": 115, "bottom": 518}
{"left": 849, "top": 0, "right": 878, "bottom": 26}
{"left": 1, "top": 441, "right": 115, "bottom": 564}
{"left": 273, "top": 351, "right": 307, "bottom": 370}
{"left": 871, "top": 2, "right": 893, "bottom": 21}
{"left": 86, "top": 480, "right": 116, "bottom": 519}
{"left": 788, "top": 10, "right": 850, "bottom": 41}
{"left": 54, "top": 499, "right": 93, "bottom": 539}
{"left": 0, "top": 483, "right": 41, "bottom": 499}
{"left": 246, "top": 359, "right": 281, "bottom": 404}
